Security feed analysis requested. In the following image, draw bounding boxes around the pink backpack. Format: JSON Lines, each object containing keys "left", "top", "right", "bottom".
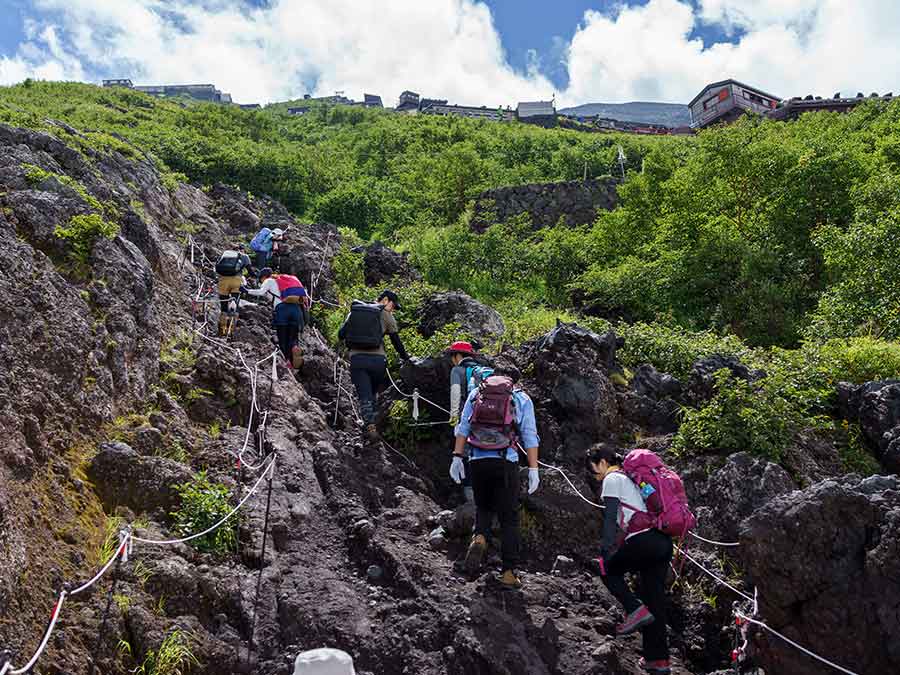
{"left": 621, "top": 449, "right": 696, "bottom": 538}
{"left": 466, "top": 376, "right": 518, "bottom": 452}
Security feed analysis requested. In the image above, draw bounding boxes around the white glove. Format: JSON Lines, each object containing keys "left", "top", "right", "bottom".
{"left": 450, "top": 455, "right": 466, "bottom": 484}
{"left": 528, "top": 467, "right": 540, "bottom": 495}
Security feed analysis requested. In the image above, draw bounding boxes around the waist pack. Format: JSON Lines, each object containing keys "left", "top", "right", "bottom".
{"left": 275, "top": 274, "right": 308, "bottom": 306}
{"left": 466, "top": 375, "right": 518, "bottom": 452}
{"left": 249, "top": 227, "right": 272, "bottom": 252}
{"left": 215, "top": 250, "right": 245, "bottom": 277}
{"left": 621, "top": 449, "right": 696, "bottom": 538}
{"left": 339, "top": 301, "right": 383, "bottom": 349}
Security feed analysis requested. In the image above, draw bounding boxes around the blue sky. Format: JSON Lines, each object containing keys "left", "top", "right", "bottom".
{"left": 0, "top": 0, "right": 897, "bottom": 106}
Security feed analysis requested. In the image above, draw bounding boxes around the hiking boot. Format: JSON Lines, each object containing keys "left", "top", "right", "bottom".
{"left": 291, "top": 345, "right": 303, "bottom": 369}
{"left": 498, "top": 569, "right": 522, "bottom": 589}
{"left": 464, "top": 534, "right": 487, "bottom": 573}
{"left": 639, "top": 658, "right": 671, "bottom": 673}
{"left": 365, "top": 423, "right": 379, "bottom": 441}
{"left": 615, "top": 605, "right": 654, "bottom": 636}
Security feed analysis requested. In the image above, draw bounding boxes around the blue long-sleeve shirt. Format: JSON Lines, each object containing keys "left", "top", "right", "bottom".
{"left": 455, "top": 387, "right": 540, "bottom": 463}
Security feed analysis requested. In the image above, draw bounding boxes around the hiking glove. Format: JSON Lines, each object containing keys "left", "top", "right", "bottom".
{"left": 450, "top": 455, "right": 465, "bottom": 483}
{"left": 449, "top": 415, "right": 459, "bottom": 427}
{"left": 528, "top": 467, "right": 540, "bottom": 494}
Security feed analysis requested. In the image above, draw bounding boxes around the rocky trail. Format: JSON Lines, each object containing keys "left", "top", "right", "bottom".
{"left": 1, "top": 121, "right": 899, "bottom": 675}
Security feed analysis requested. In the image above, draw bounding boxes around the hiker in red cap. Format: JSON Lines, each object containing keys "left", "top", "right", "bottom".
{"left": 447, "top": 341, "right": 494, "bottom": 504}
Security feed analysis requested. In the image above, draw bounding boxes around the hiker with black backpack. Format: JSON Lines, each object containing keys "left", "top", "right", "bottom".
{"left": 587, "top": 444, "right": 696, "bottom": 675}
{"left": 338, "top": 290, "right": 410, "bottom": 440}
{"left": 244, "top": 267, "right": 306, "bottom": 368}
{"left": 447, "top": 341, "right": 494, "bottom": 504}
{"left": 450, "top": 371, "right": 540, "bottom": 589}
{"left": 215, "top": 245, "right": 252, "bottom": 337}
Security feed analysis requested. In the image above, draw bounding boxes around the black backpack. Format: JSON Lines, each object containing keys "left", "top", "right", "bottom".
{"left": 215, "top": 250, "right": 245, "bottom": 276}
{"left": 339, "top": 301, "right": 384, "bottom": 349}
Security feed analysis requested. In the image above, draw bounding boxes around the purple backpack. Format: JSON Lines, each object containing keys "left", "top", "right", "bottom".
{"left": 621, "top": 449, "right": 696, "bottom": 538}
{"left": 466, "top": 375, "right": 518, "bottom": 452}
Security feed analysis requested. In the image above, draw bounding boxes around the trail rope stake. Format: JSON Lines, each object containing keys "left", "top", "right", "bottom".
{"left": 246, "top": 459, "right": 276, "bottom": 667}
{"left": 8, "top": 589, "right": 67, "bottom": 675}
{"left": 412, "top": 389, "right": 420, "bottom": 421}
{"left": 88, "top": 539, "right": 126, "bottom": 675}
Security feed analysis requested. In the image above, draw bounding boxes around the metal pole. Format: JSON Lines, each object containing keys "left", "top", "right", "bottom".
{"left": 246, "top": 467, "right": 275, "bottom": 667}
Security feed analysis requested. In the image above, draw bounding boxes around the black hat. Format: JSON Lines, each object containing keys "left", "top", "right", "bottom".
{"left": 378, "top": 289, "right": 401, "bottom": 309}
{"left": 258, "top": 267, "right": 273, "bottom": 280}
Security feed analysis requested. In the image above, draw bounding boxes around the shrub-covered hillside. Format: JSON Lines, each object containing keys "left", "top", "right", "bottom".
{"left": 2, "top": 79, "right": 899, "bottom": 470}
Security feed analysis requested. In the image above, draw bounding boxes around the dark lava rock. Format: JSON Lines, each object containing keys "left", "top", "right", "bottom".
{"left": 682, "top": 452, "right": 796, "bottom": 543}
{"left": 418, "top": 291, "right": 505, "bottom": 344}
{"left": 522, "top": 323, "right": 623, "bottom": 458}
{"left": 740, "top": 474, "right": 900, "bottom": 675}
{"left": 838, "top": 380, "right": 900, "bottom": 473}
{"left": 88, "top": 442, "right": 193, "bottom": 514}
{"left": 685, "top": 355, "right": 763, "bottom": 405}
{"left": 364, "top": 241, "right": 422, "bottom": 286}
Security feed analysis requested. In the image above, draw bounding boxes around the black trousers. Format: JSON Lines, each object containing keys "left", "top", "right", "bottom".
{"left": 349, "top": 353, "right": 387, "bottom": 424}
{"left": 602, "top": 529, "right": 673, "bottom": 661}
{"left": 470, "top": 458, "right": 520, "bottom": 571}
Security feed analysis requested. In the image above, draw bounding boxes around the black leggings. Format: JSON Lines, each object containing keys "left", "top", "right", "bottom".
{"left": 602, "top": 529, "right": 672, "bottom": 661}
{"left": 470, "top": 458, "right": 520, "bottom": 571}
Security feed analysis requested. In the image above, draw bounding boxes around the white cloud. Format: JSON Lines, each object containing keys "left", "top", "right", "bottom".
{"left": 0, "top": 0, "right": 899, "bottom": 107}
{"left": 562, "top": 0, "right": 900, "bottom": 104}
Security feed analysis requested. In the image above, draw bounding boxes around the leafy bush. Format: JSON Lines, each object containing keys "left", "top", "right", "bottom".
{"left": 610, "top": 321, "right": 749, "bottom": 380}
{"left": 672, "top": 369, "right": 803, "bottom": 461}
{"left": 171, "top": 472, "right": 236, "bottom": 554}
{"left": 54, "top": 213, "right": 119, "bottom": 265}
{"left": 331, "top": 242, "right": 365, "bottom": 290}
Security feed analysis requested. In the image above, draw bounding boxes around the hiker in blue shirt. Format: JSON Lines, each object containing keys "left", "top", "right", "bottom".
{"left": 249, "top": 227, "right": 283, "bottom": 271}
{"left": 450, "top": 370, "right": 540, "bottom": 588}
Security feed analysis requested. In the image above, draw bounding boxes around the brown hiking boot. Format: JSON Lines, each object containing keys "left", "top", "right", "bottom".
{"left": 498, "top": 569, "right": 522, "bottom": 589}
{"left": 464, "top": 534, "right": 487, "bottom": 573}
{"left": 291, "top": 345, "right": 303, "bottom": 369}
{"left": 365, "top": 423, "right": 379, "bottom": 441}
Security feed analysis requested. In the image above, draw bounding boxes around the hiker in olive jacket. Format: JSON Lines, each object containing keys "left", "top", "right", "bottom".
{"left": 338, "top": 290, "right": 409, "bottom": 440}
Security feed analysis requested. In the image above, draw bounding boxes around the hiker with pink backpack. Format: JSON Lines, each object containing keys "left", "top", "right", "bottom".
{"left": 450, "top": 370, "right": 540, "bottom": 589}
{"left": 587, "top": 444, "right": 697, "bottom": 675}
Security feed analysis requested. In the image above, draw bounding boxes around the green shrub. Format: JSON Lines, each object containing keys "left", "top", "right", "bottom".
{"left": 331, "top": 243, "right": 365, "bottom": 290}
{"left": 170, "top": 471, "right": 236, "bottom": 554}
{"left": 672, "top": 369, "right": 802, "bottom": 462}
{"left": 612, "top": 321, "right": 749, "bottom": 380}
{"left": 54, "top": 213, "right": 119, "bottom": 265}
{"left": 136, "top": 629, "right": 199, "bottom": 675}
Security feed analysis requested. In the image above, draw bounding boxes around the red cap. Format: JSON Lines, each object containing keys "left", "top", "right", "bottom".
{"left": 447, "top": 341, "right": 474, "bottom": 356}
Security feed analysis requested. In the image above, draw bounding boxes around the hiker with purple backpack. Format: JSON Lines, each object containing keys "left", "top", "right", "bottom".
{"left": 450, "top": 370, "right": 540, "bottom": 589}
{"left": 587, "top": 443, "right": 696, "bottom": 675}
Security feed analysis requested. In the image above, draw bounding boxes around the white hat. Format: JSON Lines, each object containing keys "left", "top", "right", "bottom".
{"left": 293, "top": 648, "right": 355, "bottom": 675}
{"left": 273, "top": 228, "right": 284, "bottom": 237}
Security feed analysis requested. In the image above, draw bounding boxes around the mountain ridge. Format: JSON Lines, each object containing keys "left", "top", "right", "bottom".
{"left": 559, "top": 100, "right": 691, "bottom": 126}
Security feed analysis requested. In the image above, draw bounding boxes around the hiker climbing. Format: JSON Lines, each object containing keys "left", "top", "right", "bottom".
{"left": 249, "top": 226, "right": 284, "bottom": 272}
{"left": 338, "top": 290, "right": 410, "bottom": 440}
{"left": 244, "top": 267, "right": 306, "bottom": 368}
{"left": 587, "top": 444, "right": 696, "bottom": 675}
{"left": 214, "top": 245, "right": 252, "bottom": 337}
{"left": 451, "top": 371, "right": 540, "bottom": 589}
{"left": 447, "top": 341, "right": 493, "bottom": 504}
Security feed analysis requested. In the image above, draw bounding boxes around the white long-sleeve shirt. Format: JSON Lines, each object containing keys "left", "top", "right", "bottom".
{"left": 246, "top": 277, "right": 281, "bottom": 308}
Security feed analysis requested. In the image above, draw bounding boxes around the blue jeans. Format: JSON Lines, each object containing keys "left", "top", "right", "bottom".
{"left": 273, "top": 303, "right": 301, "bottom": 362}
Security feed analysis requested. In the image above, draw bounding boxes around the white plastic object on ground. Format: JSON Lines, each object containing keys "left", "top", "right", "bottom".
{"left": 293, "top": 648, "right": 355, "bottom": 675}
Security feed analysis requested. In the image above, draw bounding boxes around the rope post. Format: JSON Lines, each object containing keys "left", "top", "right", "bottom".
{"left": 235, "top": 456, "right": 244, "bottom": 558}
{"left": 87, "top": 541, "right": 126, "bottom": 675}
{"left": 412, "top": 389, "right": 420, "bottom": 422}
{"left": 246, "top": 461, "right": 275, "bottom": 667}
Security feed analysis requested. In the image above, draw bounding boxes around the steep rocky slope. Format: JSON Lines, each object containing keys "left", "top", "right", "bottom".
{"left": 1, "top": 120, "right": 896, "bottom": 675}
